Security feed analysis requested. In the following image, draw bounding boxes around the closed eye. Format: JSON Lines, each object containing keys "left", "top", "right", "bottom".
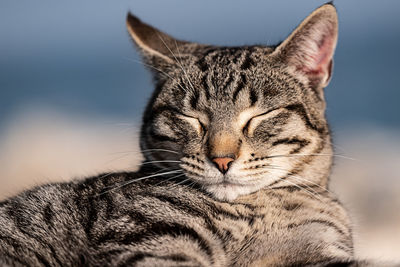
{"left": 198, "top": 120, "right": 207, "bottom": 133}
{"left": 242, "top": 108, "right": 284, "bottom": 136}
{"left": 177, "top": 113, "right": 207, "bottom": 135}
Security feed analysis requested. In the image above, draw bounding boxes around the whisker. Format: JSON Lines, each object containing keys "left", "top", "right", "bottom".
{"left": 141, "top": 160, "right": 181, "bottom": 165}
{"left": 276, "top": 168, "right": 334, "bottom": 195}
{"left": 169, "top": 178, "right": 192, "bottom": 190}
{"left": 173, "top": 39, "right": 196, "bottom": 91}
{"left": 109, "top": 148, "right": 179, "bottom": 155}
{"left": 108, "top": 150, "right": 141, "bottom": 155}
{"left": 261, "top": 165, "right": 332, "bottom": 195}
{"left": 153, "top": 173, "right": 186, "bottom": 186}
{"left": 124, "top": 57, "right": 187, "bottom": 92}
{"left": 273, "top": 178, "right": 324, "bottom": 202}
{"left": 288, "top": 175, "right": 330, "bottom": 196}
{"left": 157, "top": 33, "right": 196, "bottom": 92}
{"left": 260, "top": 165, "right": 324, "bottom": 201}
{"left": 186, "top": 181, "right": 197, "bottom": 189}
{"left": 95, "top": 170, "right": 183, "bottom": 196}
{"left": 266, "top": 153, "right": 358, "bottom": 161}
{"left": 151, "top": 166, "right": 180, "bottom": 175}
{"left": 142, "top": 149, "right": 180, "bottom": 154}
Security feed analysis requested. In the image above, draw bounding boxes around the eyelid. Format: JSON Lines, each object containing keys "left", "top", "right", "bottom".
{"left": 176, "top": 113, "right": 207, "bottom": 134}
{"left": 252, "top": 109, "right": 277, "bottom": 119}
{"left": 176, "top": 111, "right": 196, "bottom": 119}
{"left": 243, "top": 108, "right": 283, "bottom": 135}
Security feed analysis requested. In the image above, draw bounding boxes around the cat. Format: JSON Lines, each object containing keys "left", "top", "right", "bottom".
{"left": 0, "top": 3, "right": 374, "bottom": 266}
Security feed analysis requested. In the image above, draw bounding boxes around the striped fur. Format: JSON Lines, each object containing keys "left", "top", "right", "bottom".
{"left": 0, "top": 169, "right": 354, "bottom": 266}
{"left": 0, "top": 4, "right": 372, "bottom": 266}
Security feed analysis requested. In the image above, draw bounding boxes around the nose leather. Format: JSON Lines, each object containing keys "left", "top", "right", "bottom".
{"left": 212, "top": 157, "right": 234, "bottom": 174}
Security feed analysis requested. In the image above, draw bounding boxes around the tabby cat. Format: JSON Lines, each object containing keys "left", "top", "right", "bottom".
{"left": 0, "top": 4, "right": 368, "bottom": 266}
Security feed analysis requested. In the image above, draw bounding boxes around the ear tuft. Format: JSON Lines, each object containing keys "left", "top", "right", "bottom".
{"left": 272, "top": 4, "right": 338, "bottom": 89}
{"left": 126, "top": 12, "right": 188, "bottom": 63}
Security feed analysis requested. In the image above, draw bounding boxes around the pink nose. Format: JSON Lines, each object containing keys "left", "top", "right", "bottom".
{"left": 212, "top": 157, "right": 234, "bottom": 174}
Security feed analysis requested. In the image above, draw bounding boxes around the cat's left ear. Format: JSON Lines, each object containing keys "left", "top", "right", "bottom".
{"left": 126, "top": 12, "right": 189, "bottom": 68}
{"left": 271, "top": 4, "right": 338, "bottom": 90}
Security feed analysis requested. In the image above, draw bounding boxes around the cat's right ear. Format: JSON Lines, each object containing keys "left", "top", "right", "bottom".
{"left": 126, "top": 13, "right": 188, "bottom": 69}
{"left": 271, "top": 4, "right": 338, "bottom": 91}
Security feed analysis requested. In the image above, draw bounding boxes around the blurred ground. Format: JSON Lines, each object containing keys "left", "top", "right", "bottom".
{"left": 0, "top": 110, "right": 399, "bottom": 261}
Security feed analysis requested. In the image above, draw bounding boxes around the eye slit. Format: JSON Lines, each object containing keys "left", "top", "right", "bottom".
{"left": 242, "top": 118, "right": 252, "bottom": 134}
{"left": 198, "top": 120, "right": 207, "bottom": 133}
{"left": 176, "top": 112, "right": 207, "bottom": 135}
{"left": 241, "top": 108, "right": 282, "bottom": 135}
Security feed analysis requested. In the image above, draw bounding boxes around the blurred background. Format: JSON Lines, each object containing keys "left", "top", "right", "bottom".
{"left": 0, "top": 0, "right": 399, "bottom": 262}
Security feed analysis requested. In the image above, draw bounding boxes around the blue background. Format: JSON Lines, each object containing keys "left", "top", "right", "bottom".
{"left": 1, "top": 0, "right": 399, "bottom": 133}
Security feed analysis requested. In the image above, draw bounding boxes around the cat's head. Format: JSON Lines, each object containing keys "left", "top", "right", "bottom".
{"left": 127, "top": 4, "right": 338, "bottom": 201}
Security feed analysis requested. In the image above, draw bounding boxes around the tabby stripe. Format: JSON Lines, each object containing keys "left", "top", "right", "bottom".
{"left": 141, "top": 193, "right": 228, "bottom": 245}
{"left": 135, "top": 192, "right": 253, "bottom": 246}
{"left": 7, "top": 203, "right": 51, "bottom": 248}
{"left": 266, "top": 179, "right": 287, "bottom": 188}
{"left": 126, "top": 210, "right": 152, "bottom": 225}
{"left": 148, "top": 191, "right": 250, "bottom": 222}
{"left": 334, "top": 243, "right": 354, "bottom": 254}
{"left": 190, "top": 90, "right": 200, "bottom": 110}
{"left": 201, "top": 46, "right": 220, "bottom": 59}
{"left": 222, "top": 72, "right": 235, "bottom": 94}
{"left": 196, "top": 56, "right": 209, "bottom": 72}
{"left": 286, "top": 104, "right": 326, "bottom": 134}
{"left": 75, "top": 192, "right": 98, "bottom": 238}
{"left": 272, "top": 138, "right": 310, "bottom": 155}
{"left": 0, "top": 235, "right": 28, "bottom": 262}
{"left": 201, "top": 74, "right": 211, "bottom": 100}
{"left": 150, "top": 132, "right": 179, "bottom": 143}
{"left": 1, "top": 252, "right": 29, "bottom": 266}
{"left": 95, "top": 210, "right": 154, "bottom": 245}
{"left": 121, "top": 252, "right": 190, "bottom": 266}
{"left": 249, "top": 87, "right": 258, "bottom": 106}
{"left": 109, "top": 222, "right": 214, "bottom": 258}
{"left": 240, "top": 51, "right": 254, "bottom": 70}
{"left": 287, "top": 219, "right": 346, "bottom": 237}
{"left": 181, "top": 161, "right": 204, "bottom": 171}
{"left": 43, "top": 204, "right": 54, "bottom": 227}
{"left": 309, "top": 259, "right": 355, "bottom": 266}
{"left": 149, "top": 106, "right": 182, "bottom": 121}
{"left": 100, "top": 193, "right": 116, "bottom": 219}
{"left": 283, "top": 135, "right": 326, "bottom": 183}
{"left": 284, "top": 70, "right": 324, "bottom": 102}
{"left": 48, "top": 244, "right": 63, "bottom": 267}
{"left": 174, "top": 78, "right": 186, "bottom": 94}
{"left": 96, "top": 248, "right": 125, "bottom": 260}
{"left": 232, "top": 73, "right": 246, "bottom": 103}
{"left": 208, "top": 202, "right": 260, "bottom": 221}
{"left": 229, "top": 201, "right": 259, "bottom": 211}
{"left": 34, "top": 252, "right": 52, "bottom": 267}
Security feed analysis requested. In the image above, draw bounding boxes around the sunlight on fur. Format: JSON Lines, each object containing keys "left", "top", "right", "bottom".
{"left": 0, "top": 110, "right": 399, "bottom": 262}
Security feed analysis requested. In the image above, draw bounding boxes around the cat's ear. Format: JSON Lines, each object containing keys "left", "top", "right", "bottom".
{"left": 126, "top": 12, "right": 188, "bottom": 66}
{"left": 271, "top": 4, "right": 338, "bottom": 90}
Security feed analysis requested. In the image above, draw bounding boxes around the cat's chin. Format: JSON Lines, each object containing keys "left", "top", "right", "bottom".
{"left": 204, "top": 182, "right": 261, "bottom": 201}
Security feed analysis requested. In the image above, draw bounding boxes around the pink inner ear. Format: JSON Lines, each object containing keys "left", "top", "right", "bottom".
{"left": 301, "top": 33, "right": 335, "bottom": 76}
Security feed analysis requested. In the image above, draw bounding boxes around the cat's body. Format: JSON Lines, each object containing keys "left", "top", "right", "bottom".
{"left": 0, "top": 168, "right": 353, "bottom": 266}
{"left": 0, "top": 4, "right": 370, "bottom": 266}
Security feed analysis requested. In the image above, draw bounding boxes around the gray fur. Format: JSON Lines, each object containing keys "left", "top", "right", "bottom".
{"left": 0, "top": 3, "right": 382, "bottom": 266}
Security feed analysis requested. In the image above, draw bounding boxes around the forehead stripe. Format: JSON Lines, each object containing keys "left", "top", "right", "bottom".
{"left": 232, "top": 73, "right": 246, "bottom": 103}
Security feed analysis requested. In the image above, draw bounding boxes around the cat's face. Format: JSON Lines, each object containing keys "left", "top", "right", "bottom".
{"left": 127, "top": 4, "right": 338, "bottom": 201}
